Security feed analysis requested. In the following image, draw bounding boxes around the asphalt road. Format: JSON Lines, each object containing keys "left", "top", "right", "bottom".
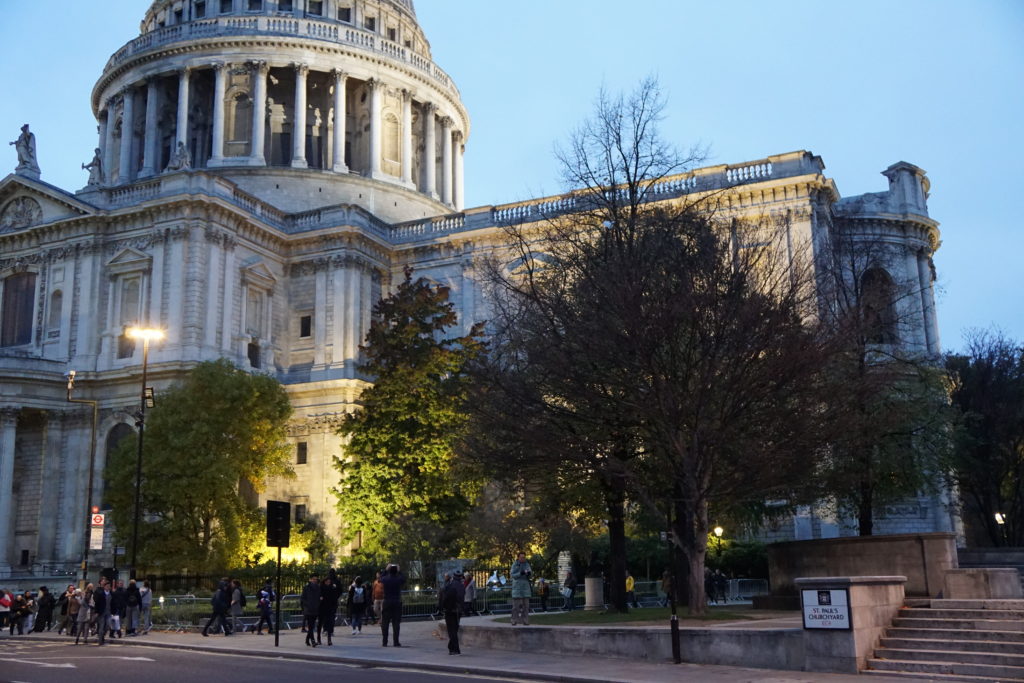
{"left": 0, "top": 640, "right": 529, "bottom": 683}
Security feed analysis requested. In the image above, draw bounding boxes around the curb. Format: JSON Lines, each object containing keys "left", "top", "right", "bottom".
{"left": 3, "top": 633, "right": 631, "bottom": 683}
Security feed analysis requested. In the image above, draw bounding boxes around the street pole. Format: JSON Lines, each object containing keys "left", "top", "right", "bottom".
{"left": 667, "top": 505, "right": 681, "bottom": 664}
{"left": 126, "top": 327, "right": 163, "bottom": 580}
{"left": 274, "top": 545, "right": 282, "bottom": 648}
{"left": 66, "top": 371, "right": 98, "bottom": 589}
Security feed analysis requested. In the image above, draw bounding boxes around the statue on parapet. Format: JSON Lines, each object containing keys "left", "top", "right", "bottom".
{"left": 165, "top": 141, "right": 192, "bottom": 172}
{"left": 10, "top": 124, "right": 40, "bottom": 179}
{"left": 82, "top": 148, "right": 103, "bottom": 186}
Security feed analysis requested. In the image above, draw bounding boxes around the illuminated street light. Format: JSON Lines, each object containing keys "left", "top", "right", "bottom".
{"left": 125, "top": 327, "right": 164, "bottom": 579}
{"left": 713, "top": 526, "right": 724, "bottom": 557}
{"left": 66, "top": 369, "right": 98, "bottom": 588}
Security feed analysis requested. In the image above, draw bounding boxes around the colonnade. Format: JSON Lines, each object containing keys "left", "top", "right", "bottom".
{"left": 99, "top": 61, "right": 466, "bottom": 209}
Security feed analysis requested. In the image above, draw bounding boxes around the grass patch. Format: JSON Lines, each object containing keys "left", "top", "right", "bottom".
{"left": 492, "top": 606, "right": 756, "bottom": 626}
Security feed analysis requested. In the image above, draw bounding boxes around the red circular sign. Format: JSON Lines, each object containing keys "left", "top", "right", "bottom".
{"left": 92, "top": 513, "right": 105, "bottom": 526}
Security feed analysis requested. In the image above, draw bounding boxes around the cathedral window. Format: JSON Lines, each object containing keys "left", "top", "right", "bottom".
{"left": 861, "top": 267, "right": 898, "bottom": 345}
{"left": 248, "top": 340, "right": 262, "bottom": 369}
{"left": 0, "top": 272, "right": 36, "bottom": 347}
{"left": 248, "top": 0, "right": 263, "bottom": 10}
{"left": 226, "top": 91, "right": 253, "bottom": 156}
{"left": 117, "top": 277, "right": 143, "bottom": 359}
{"left": 296, "top": 441, "right": 308, "bottom": 465}
{"left": 174, "top": 8, "right": 184, "bottom": 23}
{"left": 307, "top": 0, "right": 323, "bottom": 16}
{"left": 279, "top": 0, "right": 294, "bottom": 11}
{"left": 220, "top": 0, "right": 233, "bottom": 14}
{"left": 195, "top": 1, "right": 207, "bottom": 18}
{"left": 299, "top": 314, "right": 312, "bottom": 338}
{"left": 294, "top": 504, "right": 307, "bottom": 523}
{"left": 47, "top": 290, "right": 62, "bottom": 338}
{"left": 364, "top": 16, "right": 376, "bottom": 32}
{"left": 387, "top": 27, "right": 397, "bottom": 42}
{"left": 337, "top": 6, "right": 351, "bottom": 22}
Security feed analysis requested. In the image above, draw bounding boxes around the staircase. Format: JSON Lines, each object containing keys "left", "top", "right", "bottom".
{"left": 865, "top": 599, "right": 1024, "bottom": 681}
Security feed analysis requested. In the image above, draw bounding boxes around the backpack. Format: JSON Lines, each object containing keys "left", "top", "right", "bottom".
{"left": 352, "top": 586, "right": 365, "bottom": 604}
{"left": 238, "top": 589, "right": 247, "bottom": 607}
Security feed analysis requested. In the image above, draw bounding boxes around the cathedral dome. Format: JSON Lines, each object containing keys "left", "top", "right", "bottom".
{"left": 90, "top": 0, "right": 467, "bottom": 221}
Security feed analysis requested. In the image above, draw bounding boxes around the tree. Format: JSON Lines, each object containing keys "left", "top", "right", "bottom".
{"left": 471, "top": 78, "right": 831, "bottom": 614}
{"left": 333, "top": 267, "right": 485, "bottom": 559}
{"left": 815, "top": 226, "right": 953, "bottom": 535}
{"left": 946, "top": 331, "right": 1024, "bottom": 546}
{"left": 105, "top": 359, "right": 293, "bottom": 571}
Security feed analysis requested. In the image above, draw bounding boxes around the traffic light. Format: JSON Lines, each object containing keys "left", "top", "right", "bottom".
{"left": 266, "top": 500, "right": 291, "bottom": 548}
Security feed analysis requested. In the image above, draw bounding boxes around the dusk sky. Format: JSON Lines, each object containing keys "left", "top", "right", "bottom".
{"left": 2, "top": 1, "right": 1021, "bottom": 350}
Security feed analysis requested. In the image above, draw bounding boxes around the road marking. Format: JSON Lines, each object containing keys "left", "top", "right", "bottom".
{"left": 8, "top": 659, "right": 76, "bottom": 668}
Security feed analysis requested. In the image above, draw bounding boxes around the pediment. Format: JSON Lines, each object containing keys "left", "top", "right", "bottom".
{"left": 241, "top": 260, "right": 276, "bottom": 289}
{"left": 106, "top": 247, "right": 151, "bottom": 275}
{"left": 0, "top": 174, "right": 96, "bottom": 233}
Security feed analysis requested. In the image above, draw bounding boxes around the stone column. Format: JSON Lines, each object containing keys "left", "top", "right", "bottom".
{"left": 175, "top": 67, "right": 191, "bottom": 148}
{"left": 210, "top": 63, "right": 227, "bottom": 164}
{"left": 331, "top": 69, "right": 348, "bottom": 173}
{"left": 401, "top": 89, "right": 413, "bottom": 186}
{"left": 423, "top": 102, "right": 437, "bottom": 199}
{"left": 367, "top": 78, "right": 383, "bottom": 178}
{"left": 0, "top": 407, "right": 17, "bottom": 573}
{"left": 440, "top": 116, "right": 453, "bottom": 206}
{"left": 454, "top": 130, "right": 465, "bottom": 211}
{"left": 103, "top": 102, "right": 118, "bottom": 183}
{"left": 250, "top": 61, "right": 268, "bottom": 165}
{"left": 140, "top": 79, "right": 160, "bottom": 177}
{"left": 117, "top": 86, "right": 136, "bottom": 184}
{"left": 291, "top": 63, "right": 309, "bottom": 168}
{"left": 917, "top": 252, "right": 940, "bottom": 355}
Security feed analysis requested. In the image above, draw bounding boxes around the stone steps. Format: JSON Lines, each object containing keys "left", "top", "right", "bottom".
{"left": 866, "top": 599, "right": 1024, "bottom": 681}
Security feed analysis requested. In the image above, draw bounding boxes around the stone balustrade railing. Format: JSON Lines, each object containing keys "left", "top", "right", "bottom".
{"left": 105, "top": 17, "right": 457, "bottom": 97}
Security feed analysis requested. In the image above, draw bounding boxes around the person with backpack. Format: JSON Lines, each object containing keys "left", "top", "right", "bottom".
{"left": 201, "top": 578, "right": 231, "bottom": 636}
{"left": 124, "top": 579, "right": 141, "bottom": 635}
{"left": 347, "top": 576, "right": 368, "bottom": 635}
{"left": 229, "top": 579, "right": 245, "bottom": 634}
{"left": 254, "top": 580, "right": 275, "bottom": 635}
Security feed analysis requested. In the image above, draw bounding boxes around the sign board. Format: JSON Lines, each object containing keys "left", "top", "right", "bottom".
{"left": 89, "top": 526, "right": 104, "bottom": 550}
{"left": 91, "top": 513, "right": 105, "bottom": 527}
{"left": 801, "top": 588, "right": 851, "bottom": 630}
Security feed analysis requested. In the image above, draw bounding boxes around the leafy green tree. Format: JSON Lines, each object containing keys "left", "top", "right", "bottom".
{"left": 333, "top": 267, "right": 485, "bottom": 559}
{"left": 946, "top": 331, "right": 1024, "bottom": 546}
{"left": 105, "top": 359, "right": 293, "bottom": 571}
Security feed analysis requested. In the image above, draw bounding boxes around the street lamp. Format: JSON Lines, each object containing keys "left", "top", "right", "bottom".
{"left": 125, "top": 326, "right": 164, "bottom": 579}
{"left": 713, "top": 526, "right": 724, "bottom": 557}
{"left": 995, "top": 512, "right": 1008, "bottom": 545}
{"left": 66, "top": 370, "right": 98, "bottom": 588}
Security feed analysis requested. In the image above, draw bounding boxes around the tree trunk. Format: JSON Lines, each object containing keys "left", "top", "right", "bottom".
{"left": 858, "top": 471, "right": 874, "bottom": 536}
{"left": 604, "top": 474, "right": 628, "bottom": 613}
{"left": 673, "top": 495, "right": 707, "bottom": 615}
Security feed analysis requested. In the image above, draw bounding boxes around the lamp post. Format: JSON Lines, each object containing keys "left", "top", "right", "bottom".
{"left": 995, "top": 512, "right": 1008, "bottom": 546}
{"left": 713, "top": 526, "right": 724, "bottom": 558}
{"left": 66, "top": 370, "right": 98, "bottom": 588}
{"left": 125, "top": 326, "right": 164, "bottom": 579}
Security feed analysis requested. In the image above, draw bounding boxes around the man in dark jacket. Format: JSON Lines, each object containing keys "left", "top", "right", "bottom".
{"left": 442, "top": 570, "right": 466, "bottom": 655}
{"left": 300, "top": 574, "right": 321, "bottom": 647}
{"left": 33, "top": 586, "right": 56, "bottom": 632}
{"left": 125, "top": 579, "right": 141, "bottom": 635}
{"left": 94, "top": 579, "right": 111, "bottom": 646}
{"left": 201, "top": 578, "right": 231, "bottom": 636}
{"left": 379, "top": 564, "right": 406, "bottom": 647}
{"left": 109, "top": 581, "right": 127, "bottom": 637}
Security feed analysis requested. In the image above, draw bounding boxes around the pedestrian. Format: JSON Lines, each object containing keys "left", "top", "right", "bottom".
{"left": 201, "top": 578, "right": 231, "bottom": 636}
{"left": 65, "top": 586, "right": 82, "bottom": 636}
{"left": 139, "top": 580, "right": 153, "bottom": 634}
{"left": 435, "top": 572, "right": 450, "bottom": 618}
{"left": 537, "top": 578, "right": 549, "bottom": 612}
{"left": 371, "top": 570, "right": 385, "bottom": 625}
{"left": 347, "top": 576, "right": 368, "bottom": 635}
{"left": 109, "top": 580, "right": 126, "bottom": 637}
{"left": 56, "top": 584, "right": 74, "bottom": 634}
{"left": 625, "top": 570, "right": 638, "bottom": 609}
{"left": 74, "top": 584, "right": 93, "bottom": 644}
{"left": 125, "top": 579, "right": 141, "bottom": 635}
{"left": 463, "top": 574, "right": 477, "bottom": 616}
{"left": 23, "top": 590, "right": 38, "bottom": 632}
{"left": 229, "top": 579, "right": 245, "bottom": 634}
{"left": 317, "top": 573, "right": 339, "bottom": 645}
{"left": 94, "top": 579, "right": 111, "bottom": 646}
{"left": 509, "top": 551, "right": 532, "bottom": 626}
{"left": 714, "top": 569, "right": 728, "bottom": 604}
{"left": 379, "top": 563, "right": 405, "bottom": 647}
{"left": 660, "top": 569, "right": 672, "bottom": 606}
{"left": 442, "top": 569, "right": 465, "bottom": 655}
{"left": 8, "top": 593, "right": 28, "bottom": 635}
{"left": 0, "top": 588, "right": 10, "bottom": 629}
{"left": 562, "top": 569, "right": 577, "bottom": 610}
{"left": 301, "top": 573, "right": 320, "bottom": 647}
{"left": 255, "top": 580, "right": 275, "bottom": 635}
{"left": 34, "top": 586, "right": 56, "bottom": 632}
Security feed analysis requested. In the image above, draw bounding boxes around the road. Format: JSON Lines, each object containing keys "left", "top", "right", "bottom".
{"left": 0, "top": 640, "right": 529, "bottom": 683}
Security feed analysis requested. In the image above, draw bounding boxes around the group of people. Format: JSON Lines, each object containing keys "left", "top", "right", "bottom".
{"left": 297, "top": 568, "right": 380, "bottom": 647}
{"left": 1, "top": 579, "right": 153, "bottom": 644}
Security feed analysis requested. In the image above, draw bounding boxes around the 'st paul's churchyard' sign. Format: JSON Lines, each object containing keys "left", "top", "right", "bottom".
{"left": 801, "top": 588, "right": 852, "bottom": 629}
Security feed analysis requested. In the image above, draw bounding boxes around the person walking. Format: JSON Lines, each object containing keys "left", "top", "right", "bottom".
{"left": 371, "top": 570, "right": 384, "bottom": 625}
{"left": 109, "top": 580, "right": 126, "bottom": 638}
{"left": 442, "top": 569, "right": 466, "bottom": 655}
{"left": 347, "top": 576, "right": 368, "bottom": 635}
{"left": 255, "top": 580, "right": 275, "bottom": 635}
{"left": 562, "top": 569, "right": 577, "bottom": 610}
{"left": 139, "top": 580, "right": 153, "bottom": 634}
{"left": 625, "top": 571, "right": 638, "bottom": 609}
{"left": 379, "top": 564, "right": 405, "bottom": 647}
{"left": 201, "top": 578, "right": 231, "bottom": 636}
{"left": 463, "top": 574, "right": 477, "bottom": 616}
{"left": 317, "top": 573, "right": 339, "bottom": 645}
{"left": 301, "top": 573, "right": 321, "bottom": 647}
{"left": 8, "top": 593, "right": 28, "bottom": 635}
{"left": 34, "top": 586, "right": 56, "bottom": 632}
{"left": 229, "top": 579, "right": 245, "bottom": 634}
{"left": 74, "top": 585, "right": 93, "bottom": 645}
{"left": 509, "top": 551, "right": 532, "bottom": 626}
{"left": 0, "top": 589, "right": 11, "bottom": 629}
{"left": 125, "top": 579, "right": 141, "bottom": 635}
{"left": 94, "top": 579, "right": 111, "bottom": 646}
{"left": 56, "top": 584, "right": 75, "bottom": 634}
{"left": 537, "top": 578, "right": 549, "bottom": 612}
{"left": 65, "top": 586, "right": 82, "bottom": 636}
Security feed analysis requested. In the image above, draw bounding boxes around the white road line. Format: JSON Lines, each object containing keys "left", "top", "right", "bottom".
{"left": 8, "top": 659, "right": 76, "bottom": 668}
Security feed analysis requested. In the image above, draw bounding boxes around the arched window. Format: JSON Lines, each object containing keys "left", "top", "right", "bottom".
{"left": 47, "top": 290, "right": 62, "bottom": 336}
{"left": 118, "top": 277, "right": 142, "bottom": 358}
{"left": 1, "top": 272, "right": 36, "bottom": 347}
{"left": 861, "top": 268, "right": 898, "bottom": 344}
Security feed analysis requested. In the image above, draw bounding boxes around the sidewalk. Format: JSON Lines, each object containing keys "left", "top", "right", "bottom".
{"left": 2, "top": 617, "right": 908, "bottom": 682}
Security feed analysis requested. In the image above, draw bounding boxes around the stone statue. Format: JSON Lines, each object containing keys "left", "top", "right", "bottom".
{"left": 165, "top": 141, "right": 192, "bottom": 171}
{"left": 10, "top": 124, "right": 40, "bottom": 178}
{"left": 82, "top": 148, "right": 103, "bottom": 186}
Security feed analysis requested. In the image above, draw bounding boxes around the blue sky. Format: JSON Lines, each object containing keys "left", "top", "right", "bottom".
{"left": 2, "top": 1, "right": 1021, "bottom": 350}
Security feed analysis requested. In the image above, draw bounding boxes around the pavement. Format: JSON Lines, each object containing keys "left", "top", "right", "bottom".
{"left": 0, "top": 616, "right": 912, "bottom": 683}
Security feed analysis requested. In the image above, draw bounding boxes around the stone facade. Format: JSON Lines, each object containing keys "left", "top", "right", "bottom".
{"left": 0, "top": 1, "right": 951, "bottom": 577}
